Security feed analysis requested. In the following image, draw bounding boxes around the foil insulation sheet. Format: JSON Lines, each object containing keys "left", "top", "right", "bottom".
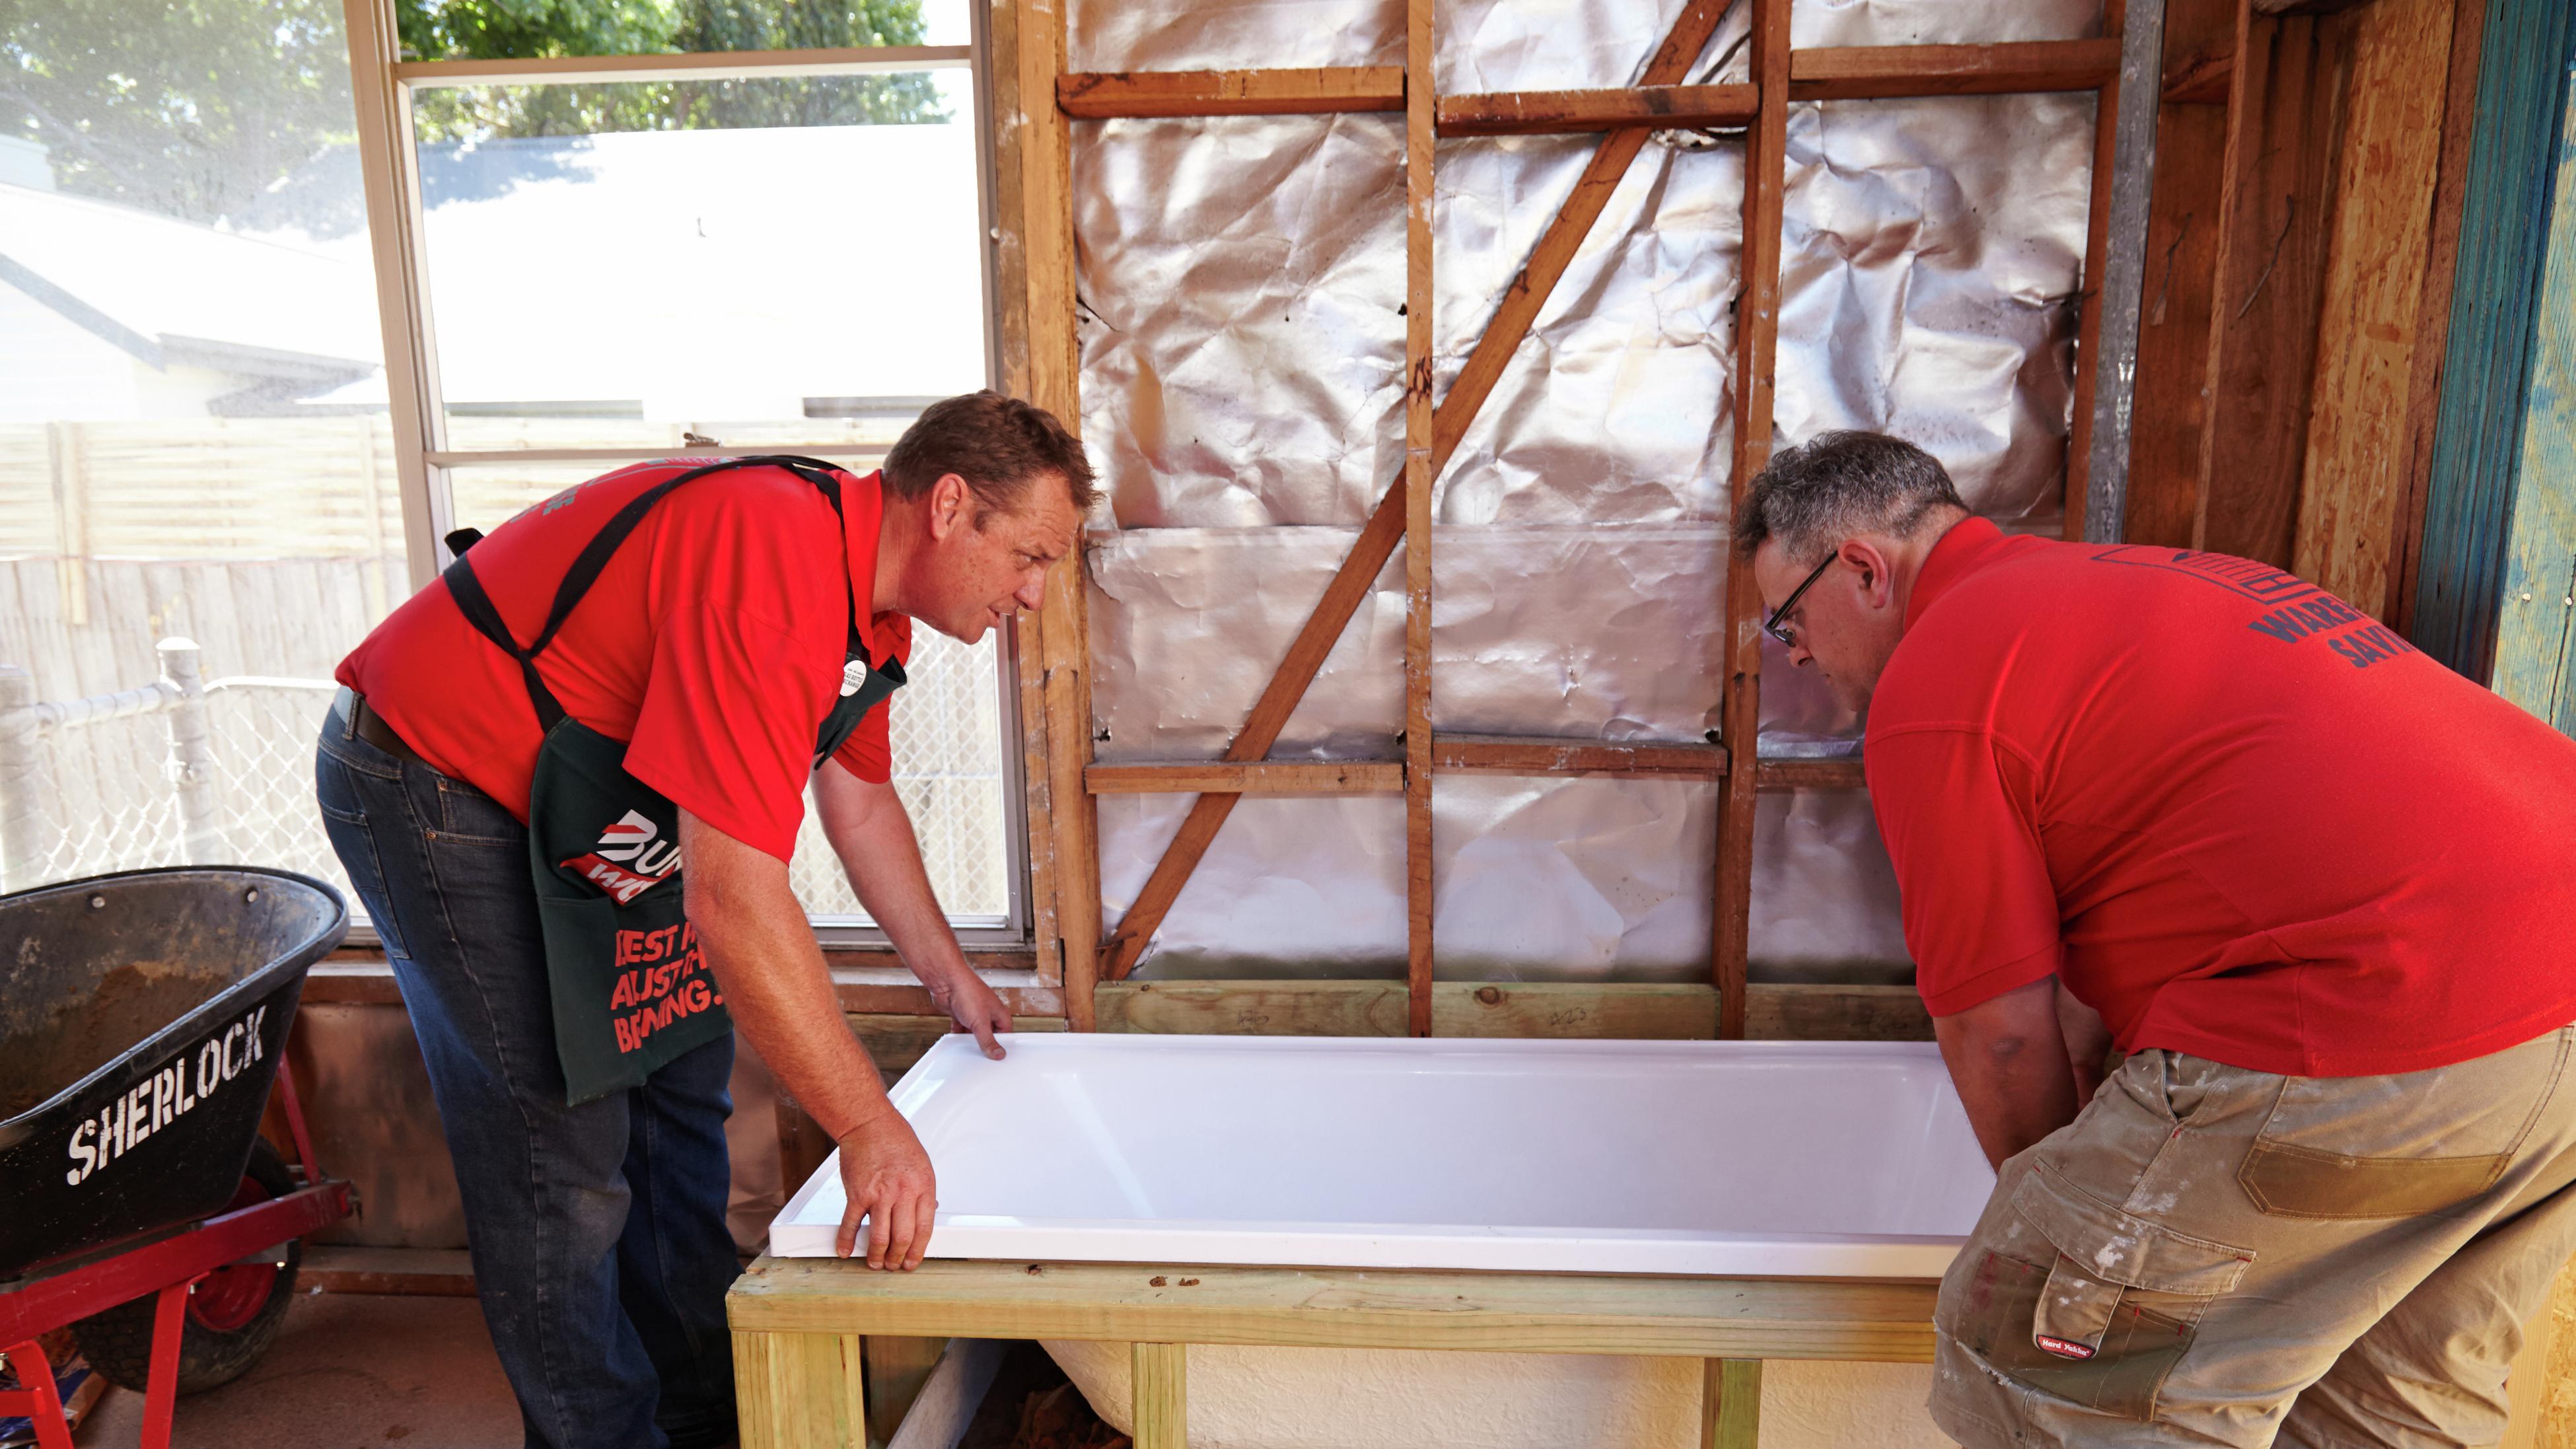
{"left": 1776, "top": 93, "right": 2097, "bottom": 526}
{"left": 1071, "top": 0, "right": 2097, "bottom": 979}
{"left": 1067, "top": 0, "right": 1397, "bottom": 71}
{"left": 1077, "top": 114, "right": 1406, "bottom": 528}
{"left": 1102, "top": 781, "right": 1902, "bottom": 982}
{"left": 1069, "top": 0, "right": 2100, "bottom": 80}
{"left": 1429, "top": 137, "right": 1744, "bottom": 526}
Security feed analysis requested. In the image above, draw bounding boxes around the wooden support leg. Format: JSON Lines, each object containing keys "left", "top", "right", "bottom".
{"left": 1701, "top": 1358, "right": 1762, "bottom": 1449}
{"left": 1131, "top": 1341, "right": 1188, "bottom": 1449}
{"left": 733, "top": 1329, "right": 866, "bottom": 1449}
{"left": 863, "top": 1335, "right": 947, "bottom": 1445}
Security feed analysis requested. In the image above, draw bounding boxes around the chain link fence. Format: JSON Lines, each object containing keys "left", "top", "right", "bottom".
{"left": 0, "top": 634, "right": 1014, "bottom": 931}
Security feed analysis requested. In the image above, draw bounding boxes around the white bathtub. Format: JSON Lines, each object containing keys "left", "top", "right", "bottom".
{"left": 771, "top": 1032, "right": 1991, "bottom": 1274}
{"left": 773, "top": 1034, "right": 1991, "bottom": 1449}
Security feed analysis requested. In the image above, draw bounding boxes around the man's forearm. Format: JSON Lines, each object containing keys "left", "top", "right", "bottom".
{"left": 810, "top": 764, "right": 1015, "bottom": 1057}
{"left": 814, "top": 768, "right": 970, "bottom": 982}
{"left": 678, "top": 812, "right": 894, "bottom": 1143}
{"left": 1933, "top": 976, "right": 2083, "bottom": 1169}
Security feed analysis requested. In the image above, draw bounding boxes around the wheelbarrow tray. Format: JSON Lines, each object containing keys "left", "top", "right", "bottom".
{"left": 0, "top": 868, "right": 348, "bottom": 1283}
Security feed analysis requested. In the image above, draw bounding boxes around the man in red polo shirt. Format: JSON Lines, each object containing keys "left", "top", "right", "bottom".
{"left": 1740, "top": 431, "right": 2576, "bottom": 1448}
{"left": 315, "top": 392, "right": 1092, "bottom": 1449}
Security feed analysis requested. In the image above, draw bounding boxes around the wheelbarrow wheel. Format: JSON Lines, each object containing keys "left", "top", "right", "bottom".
{"left": 71, "top": 1140, "right": 304, "bottom": 1394}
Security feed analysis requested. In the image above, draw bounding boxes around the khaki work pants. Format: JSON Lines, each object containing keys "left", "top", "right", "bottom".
{"left": 1931, "top": 1024, "right": 2576, "bottom": 1448}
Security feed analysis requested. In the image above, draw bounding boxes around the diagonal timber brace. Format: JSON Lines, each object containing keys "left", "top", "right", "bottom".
{"left": 1100, "top": 0, "right": 1740, "bottom": 982}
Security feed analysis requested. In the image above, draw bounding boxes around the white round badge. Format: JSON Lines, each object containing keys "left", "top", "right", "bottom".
{"left": 840, "top": 658, "right": 867, "bottom": 697}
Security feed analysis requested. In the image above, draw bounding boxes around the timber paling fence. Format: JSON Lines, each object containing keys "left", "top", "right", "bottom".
{"left": 0, "top": 641, "right": 348, "bottom": 899}
{"left": 0, "top": 635, "right": 1012, "bottom": 924}
{"left": 1, "top": 417, "right": 1011, "bottom": 921}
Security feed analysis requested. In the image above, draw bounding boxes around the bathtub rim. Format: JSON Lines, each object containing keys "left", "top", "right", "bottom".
{"left": 770, "top": 1032, "right": 1988, "bottom": 1277}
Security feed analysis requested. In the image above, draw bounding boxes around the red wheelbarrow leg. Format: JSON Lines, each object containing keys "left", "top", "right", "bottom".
{"left": 140, "top": 1279, "right": 196, "bottom": 1449}
{"left": 0, "top": 1335, "right": 76, "bottom": 1449}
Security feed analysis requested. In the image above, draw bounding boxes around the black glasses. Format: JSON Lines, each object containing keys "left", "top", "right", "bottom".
{"left": 1764, "top": 553, "right": 1836, "bottom": 648}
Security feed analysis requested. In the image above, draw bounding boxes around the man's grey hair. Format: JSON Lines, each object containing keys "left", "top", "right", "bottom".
{"left": 1735, "top": 431, "right": 1966, "bottom": 564}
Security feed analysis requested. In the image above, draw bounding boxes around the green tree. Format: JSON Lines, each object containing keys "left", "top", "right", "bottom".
{"left": 670, "top": 0, "right": 946, "bottom": 129}
{"left": 1, "top": 0, "right": 358, "bottom": 224}
{"left": 396, "top": 0, "right": 678, "bottom": 63}
{"left": 0, "top": 0, "right": 950, "bottom": 228}
{"left": 400, "top": 0, "right": 949, "bottom": 141}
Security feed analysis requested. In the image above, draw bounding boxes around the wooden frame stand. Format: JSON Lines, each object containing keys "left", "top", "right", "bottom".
{"left": 728, "top": 1255, "right": 1938, "bottom": 1449}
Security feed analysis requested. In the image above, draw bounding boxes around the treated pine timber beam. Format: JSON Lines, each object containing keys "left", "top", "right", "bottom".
{"left": 1404, "top": 0, "right": 1437, "bottom": 1037}
{"left": 1753, "top": 757, "right": 1865, "bottom": 789}
{"left": 862, "top": 1337, "right": 947, "bottom": 1448}
{"left": 304, "top": 954, "right": 1061, "bottom": 1016}
{"left": 1091, "top": 980, "right": 1934, "bottom": 1043}
{"left": 729, "top": 1258, "right": 1942, "bottom": 1362}
{"left": 2124, "top": 0, "right": 2239, "bottom": 547}
{"left": 1431, "top": 734, "right": 1729, "bottom": 777}
{"left": 1787, "top": 39, "right": 2122, "bottom": 99}
{"left": 1703, "top": 1360, "right": 1764, "bottom": 1449}
{"left": 1087, "top": 749, "right": 1807, "bottom": 789}
{"left": 2062, "top": 0, "right": 2128, "bottom": 544}
{"left": 733, "top": 1329, "right": 865, "bottom": 1449}
{"left": 1097, "top": 0, "right": 1736, "bottom": 985}
{"left": 2193, "top": 2, "right": 2353, "bottom": 570}
{"left": 1055, "top": 44, "right": 2120, "bottom": 125}
{"left": 1057, "top": 67, "right": 1402, "bottom": 118}
{"left": 993, "top": 0, "right": 1060, "bottom": 993}
{"left": 2161, "top": 49, "right": 2235, "bottom": 104}
{"left": 1435, "top": 83, "right": 1758, "bottom": 135}
{"left": 1085, "top": 760, "right": 1404, "bottom": 794}
{"left": 2292, "top": 0, "right": 2467, "bottom": 624}
{"left": 1131, "top": 1343, "right": 1187, "bottom": 1449}
{"left": 1711, "top": 0, "right": 1793, "bottom": 1042}
{"left": 1016, "top": 0, "right": 1098, "bottom": 1026}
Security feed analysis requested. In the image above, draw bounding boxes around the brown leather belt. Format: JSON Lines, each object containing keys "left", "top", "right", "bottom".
{"left": 345, "top": 691, "right": 425, "bottom": 766}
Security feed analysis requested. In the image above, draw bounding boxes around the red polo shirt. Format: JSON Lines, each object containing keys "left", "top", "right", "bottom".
{"left": 1866, "top": 518, "right": 2576, "bottom": 1077}
{"left": 338, "top": 460, "right": 912, "bottom": 863}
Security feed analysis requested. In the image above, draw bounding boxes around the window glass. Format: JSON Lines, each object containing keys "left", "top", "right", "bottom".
{"left": 396, "top": 0, "right": 971, "bottom": 62}
{"left": 1, "top": 0, "right": 396, "bottom": 903}
{"left": 413, "top": 71, "right": 985, "bottom": 438}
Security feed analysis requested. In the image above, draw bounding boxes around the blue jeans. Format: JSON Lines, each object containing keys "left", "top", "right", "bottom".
{"left": 314, "top": 705, "right": 739, "bottom": 1449}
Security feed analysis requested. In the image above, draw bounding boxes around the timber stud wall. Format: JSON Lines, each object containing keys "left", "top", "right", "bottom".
{"left": 1009, "top": 0, "right": 2131, "bottom": 1038}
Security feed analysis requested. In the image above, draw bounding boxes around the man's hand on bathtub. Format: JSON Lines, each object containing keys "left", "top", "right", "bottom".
{"left": 928, "top": 963, "right": 1012, "bottom": 1060}
{"left": 837, "top": 1106, "right": 937, "bottom": 1269}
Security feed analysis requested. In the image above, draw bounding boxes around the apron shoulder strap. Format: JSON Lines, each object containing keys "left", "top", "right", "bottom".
{"left": 443, "top": 551, "right": 569, "bottom": 730}
{"left": 441, "top": 455, "right": 860, "bottom": 732}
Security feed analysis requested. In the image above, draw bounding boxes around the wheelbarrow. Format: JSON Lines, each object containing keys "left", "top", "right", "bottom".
{"left": 0, "top": 868, "right": 353, "bottom": 1449}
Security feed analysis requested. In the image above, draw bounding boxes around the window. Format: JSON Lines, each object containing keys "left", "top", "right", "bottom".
{"left": 0, "top": 0, "right": 397, "bottom": 902}
{"left": 0, "top": 0, "right": 1022, "bottom": 942}
{"left": 367, "top": 0, "right": 1019, "bottom": 940}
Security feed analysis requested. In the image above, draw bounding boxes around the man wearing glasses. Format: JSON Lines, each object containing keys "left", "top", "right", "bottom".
{"left": 1738, "top": 431, "right": 2576, "bottom": 1449}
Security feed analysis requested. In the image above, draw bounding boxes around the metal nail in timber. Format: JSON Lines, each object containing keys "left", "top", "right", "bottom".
{"left": 440, "top": 456, "right": 906, "bottom": 1104}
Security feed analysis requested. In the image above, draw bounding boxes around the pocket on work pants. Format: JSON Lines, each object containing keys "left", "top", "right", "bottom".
{"left": 2238, "top": 1028, "right": 2574, "bottom": 1220}
{"left": 1947, "top": 1162, "right": 2257, "bottom": 1421}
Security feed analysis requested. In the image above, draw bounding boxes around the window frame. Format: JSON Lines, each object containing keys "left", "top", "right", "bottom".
{"left": 338, "top": 2, "right": 1027, "bottom": 948}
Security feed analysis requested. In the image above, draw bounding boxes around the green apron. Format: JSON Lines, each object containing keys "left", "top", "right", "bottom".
{"left": 441, "top": 456, "right": 906, "bottom": 1104}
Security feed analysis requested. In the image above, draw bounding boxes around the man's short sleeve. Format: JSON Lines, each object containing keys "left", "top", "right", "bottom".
{"left": 624, "top": 604, "right": 819, "bottom": 861}
{"left": 828, "top": 702, "right": 894, "bottom": 785}
{"left": 1866, "top": 725, "right": 2064, "bottom": 1016}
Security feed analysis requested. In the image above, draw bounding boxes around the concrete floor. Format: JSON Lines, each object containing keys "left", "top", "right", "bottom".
{"left": 74, "top": 1293, "right": 520, "bottom": 1449}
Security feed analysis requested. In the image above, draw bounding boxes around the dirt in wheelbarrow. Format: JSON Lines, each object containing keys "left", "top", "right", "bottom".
{"left": 0, "top": 961, "right": 225, "bottom": 1121}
